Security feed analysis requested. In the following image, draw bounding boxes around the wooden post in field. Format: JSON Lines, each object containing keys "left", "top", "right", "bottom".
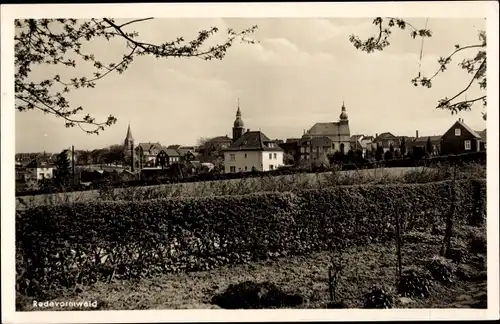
{"left": 395, "top": 205, "right": 402, "bottom": 280}
{"left": 441, "top": 159, "right": 457, "bottom": 256}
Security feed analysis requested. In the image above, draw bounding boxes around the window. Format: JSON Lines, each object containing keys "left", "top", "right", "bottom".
{"left": 318, "top": 147, "right": 323, "bottom": 152}
{"left": 230, "top": 154, "right": 236, "bottom": 161}
{"left": 306, "top": 147, "right": 310, "bottom": 153}
{"left": 244, "top": 153, "right": 247, "bottom": 158}
{"left": 230, "top": 166, "right": 236, "bottom": 172}
{"left": 455, "top": 128, "right": 461, "bottom": 136}
{"left": 464, "top": 140, "right": 471, "bottom": 150}
{"left": 273, "top": 153, "right": 277, "bottom": 159}
{"left": 270, "top": 165, "right": 274, "bottom": 170}
{"left": 300, "top": 147, "right": 305, "bottom": 153}
{"left": 269, "top": 153, "right": 272, "bottom": 159}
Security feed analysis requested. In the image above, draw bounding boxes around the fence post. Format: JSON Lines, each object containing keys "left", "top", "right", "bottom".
{"left": 441, "top": 159, "right": 457, "bottom": 256}
{"left": 395, "top": 203, "right": 402, "bottom": 281}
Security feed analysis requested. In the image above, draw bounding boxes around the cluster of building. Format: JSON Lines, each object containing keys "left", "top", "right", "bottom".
{"left": 16, "top": 101, "right": 487, "bottom": 184}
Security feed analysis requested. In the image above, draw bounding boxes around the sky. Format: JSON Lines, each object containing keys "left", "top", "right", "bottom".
{"left": 15, "top": 17, "right": 487, "bottom": 153}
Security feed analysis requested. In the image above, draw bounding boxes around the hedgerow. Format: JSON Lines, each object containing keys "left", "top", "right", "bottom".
{"left": 16, "top": 179, "right": 486, "bottom": 298}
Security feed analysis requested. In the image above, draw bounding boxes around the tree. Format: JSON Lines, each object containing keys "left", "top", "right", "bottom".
{"left": 283, "top": 153, "right": 295, "bottom": 166}
{"left": 349, "top": 18, "right": 487, "bottom": 120}
{"left": 346, "top": 149, "right": 355, "bottom": 164}
{"left": 426, "top": 137, "right": 433, "bottom": 156}
{"left": 197, "top": 137, "right": 226, "bottom": 157}
{"left": 384, "top": 150, "right": 394, "bottom": 161}
{"left": 394, "top": 149, "right": 402, "bottom": 159}
{"left": 54, "top": 149, "right": 71, "bottom": 186}
{"left": 389, "top": 143, "right": 395, "bottom": 153}
{"left": 15, "top": 19, "right": 258, "bottom": 134}
{"left": 400, "top": 137, "right": 407, "bottom": 157}
{"left": 375, "top": 144, "right": 384, "bottom": 162}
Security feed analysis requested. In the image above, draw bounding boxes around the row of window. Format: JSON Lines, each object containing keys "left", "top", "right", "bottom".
{"left": 229, "top": 165, "right": 275, "bottom": 172}
{"left": 229, "top": 153, "right": 279, "bottom": 161}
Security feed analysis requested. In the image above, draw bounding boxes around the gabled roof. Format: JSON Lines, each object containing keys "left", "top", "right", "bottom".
{"left": 224, "top": 131, "right": 284, "bottom": 152}
{"left": 307, "top": 122, "right": 350, "bottom": 136}
{"left": 413, "top": 135, "right": 442, "bottom": 145}
{"left": 25, "top": 158, "right": 53, "bottom": 169}
{"left": 350, "top": 134, "right": 364, "bottom": 141}
{"left": 164, "top": 148, "right": 181, "bottom": 157}
{"left": 210, "top": 136, "right": 233, "bottom": 142}
{"left": 455, "top": 120, "right": 481, "bottom": 139}
{"left": 300, "top": 136, "right": 332, "bottom": 147}
{"left": 285, "top": 138, "right": 301, "bottom": 143}
{"left": 167, "top": 144, "right": 182, "bottom": 150}
{"left": 375, "top": 132, "right": 398, "bottom": 140}
{"left": 137, "top": 142, "right": 164, "bottom": 153}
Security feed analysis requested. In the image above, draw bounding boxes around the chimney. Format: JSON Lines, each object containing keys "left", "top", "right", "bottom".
{"left": 247, "top": 128, "right": 250, "bottom": 133}
{"left": 416, "top": 130, "right": 419, "bottom": 138}
{"left": 375, "top": 133, "right": 378, "bottom": 138}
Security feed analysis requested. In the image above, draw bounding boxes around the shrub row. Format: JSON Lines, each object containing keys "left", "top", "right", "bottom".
{"left": 16, "top": 179, "right": 486, "bottom": 297}
{"left": 15, "top": 151, "right": 486, "bottom": 197}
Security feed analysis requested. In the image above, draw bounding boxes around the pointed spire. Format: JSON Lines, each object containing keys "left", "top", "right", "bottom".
{"left": 236, "top": 98, "right": 241, "bottom": 116}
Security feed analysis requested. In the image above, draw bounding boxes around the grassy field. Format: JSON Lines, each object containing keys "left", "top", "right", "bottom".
{"left": 17, "top": 223, "right": 487, "bottom": 310}
{"left": 16, "top": 164, "right": 485, "bottom": 209}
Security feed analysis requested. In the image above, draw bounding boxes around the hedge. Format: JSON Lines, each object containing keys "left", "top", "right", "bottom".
{"left": 15, "top": 151, "right": 486, "bottom": 197}
{"left": 16, "top": 179, "right": 486, "bottom": 297}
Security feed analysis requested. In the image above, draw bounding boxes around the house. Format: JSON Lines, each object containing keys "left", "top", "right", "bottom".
{"left": 303, "top": 102, "right": 351, "bottom": 154}
{"left": 476, "top": 129, "right": 487, "bottom": 151}
{"left": 164, "top": 148, "right": 181, "bottom": 165}
{"left": 298, "top": 136, "right": 334, "bottom": 161}
{"left": 441, "top": 118, "right": 483, "bottom": 155}
{"left": 177, "top": 146, "right": 198, "bottom": 162}
{"left": 223, "top": 130, "right": 284, "bottom": 173}
{"left": 25, "top": 158, "right": 54, "bottom": 181}
{"left": 349, "top": 134, "right": 370, "bottom": 157}
{"left": 198, "top": 136, "right": 233, "bottom": 157}
{"left": 373, "top": 132, "right": 401, "bottom": 153}
{"left": 136, "top": 142, "right": 164, "bottom": 167}
{"left": 412, "top": 135, "right": 442, "bottom": 156}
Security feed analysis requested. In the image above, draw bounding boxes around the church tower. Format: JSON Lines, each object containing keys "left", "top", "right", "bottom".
{"left": 124, "top": 122, "right": 134, "bottom": 148}
{"left": 339, "top": 100, "right": 348, "bottom": 123}
{"left": 232, "top": 99, "right": 245, "bottom": 142}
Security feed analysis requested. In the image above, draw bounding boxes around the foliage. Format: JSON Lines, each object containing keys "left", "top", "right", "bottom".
{"left": 283, "top": 153, "right": 295, "bottom": 166}
{"left": 349, "top": 18, "right": 487, "bottom": 120}
{"left": 426, "top": 137, "right": 433, "bottom": 155}
{"left": 375, "top": 144, "right": 384, "bottom": 162}
{"left": 363, "top": 286, "right": 395, "bottom": 309}
{"left": 400, "top": 137, "right": 407, "bottom": 157}
{"left": 384, "top": 150, "right": 393, "bottom": 161}
{"left": 54, "top": 150, "right": 71, "bottom": 186}
{"left": 16, "top": 179, "right": 485, "bottom": 296}
{"left": 397, "top": 269, "right": 431, "bottom": 298}
{"left": 211, "top": 281, "right": 303, "bottom": 309}
{"left": 15, "top": 19, "right": 258, "bottom": 134}
{"left": 426, "top": 256, "right": 455, "bottom": 284}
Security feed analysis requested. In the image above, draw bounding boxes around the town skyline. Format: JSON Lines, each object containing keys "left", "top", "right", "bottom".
{"left": 15, "top": 17, "right": 487, "bottom": 153}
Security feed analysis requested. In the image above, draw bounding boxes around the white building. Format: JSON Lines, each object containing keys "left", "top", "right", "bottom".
{"left": 25, "top": 158, "right": 54, "bottom": 181}
{"left": 223, "top": 130, "right": 284, "bottom": 173}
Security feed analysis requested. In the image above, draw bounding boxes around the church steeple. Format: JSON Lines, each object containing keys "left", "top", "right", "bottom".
{"left": 339, "top": 100, "right": 348, "bottom": 121}
{"left": 232, "top": 99, "right": 245, "bottom": 142}
{"left": 124, "top": 121, "right": 134, "bottom": 147}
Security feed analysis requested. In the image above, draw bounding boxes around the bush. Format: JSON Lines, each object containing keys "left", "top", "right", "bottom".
{"left": 426, "top": 256, "right": 454, "bottom": 284}
{"left": 363, "top": 286, "right": 395, "bottom": 309}
{"left": 469, "top": 233, "right": 487, "bottom": 255}
{"left": 397, "top": 269, "right": 431, "bottom": 298}
{"left": 16, "top": 179, "right": 485, "bottom": 297}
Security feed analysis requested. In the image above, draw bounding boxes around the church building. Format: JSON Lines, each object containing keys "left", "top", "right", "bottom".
{"left": 299, "top": 101, "right": 351, "bottom": 160}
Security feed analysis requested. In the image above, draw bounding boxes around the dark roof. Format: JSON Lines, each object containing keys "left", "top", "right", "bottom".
{"left": 413, "top": 135, "right": 442, "bottom": 145}
{"left": 350, "top": 134, "right": 364, "bottom": 141}
{"left": 25, "top": 158, "right": 53, "bottom": 168}
{"left": 300, "top": 136, "right": 332, "bottom": 147}
{"left": 167, "top": 144, "right": 182, "bottom": 150}
{"left": 286, "top": 138, "right": 301, "bottom": 143}
{"left": 224, "top": 131, "right": 284, "bottom": 152}
{"left": 375, "top": 132, "right": 398, "bottom": 140}
{"left": 164, "top": 149, "right": 181, "bottom": 156}
{"left": 137, "top": 142, "right": 164, "bottom": 153}
{"left": 210, "top": 136, "right": 233, "bottom": 142}
{"left": 363, "top": 135, "right": 375, "bottom": 141}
